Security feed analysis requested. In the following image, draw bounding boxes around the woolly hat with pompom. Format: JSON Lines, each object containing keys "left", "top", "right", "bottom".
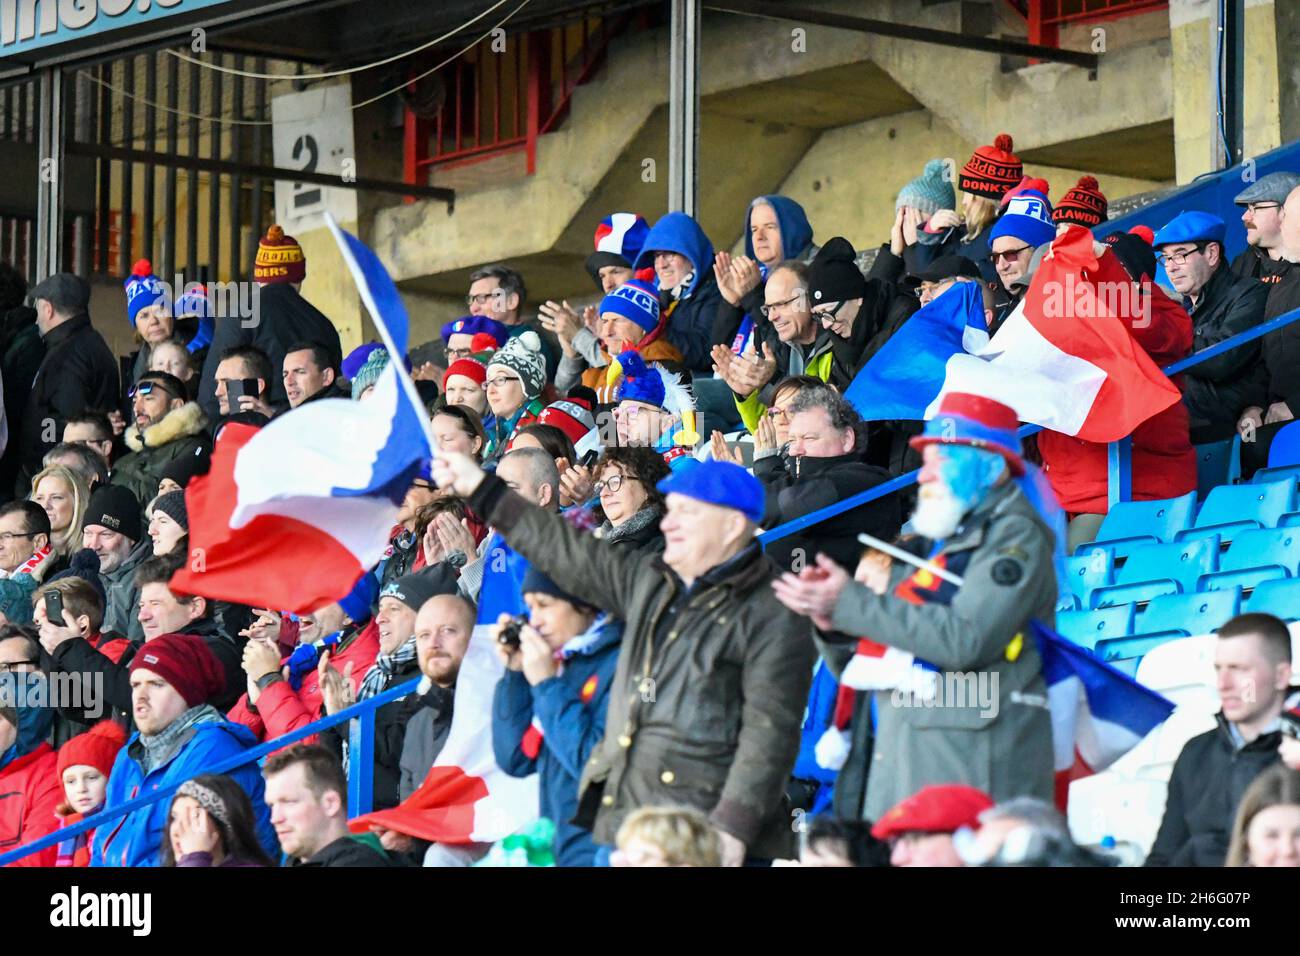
{"left": 896, "top": 158, "right": 956, "bottom": 218}
{"left": 124, "top": 258, "right": 170, "bottom": 328}
{"left": 959, "top": 133, "right": 1023, "bottom": 201}
{"left": 254, "top": 224, "right": 306, "bottom": 284}
{"left": 350, "top": 347, "right": 391, "bottom": 400}
{"left": 1053, "top": 175, "right": 1108, "bottom": 228}
{"left": 487, "top": 330, "right": 547, "bottom": 400}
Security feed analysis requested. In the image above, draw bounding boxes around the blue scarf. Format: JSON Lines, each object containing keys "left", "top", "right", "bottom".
{"left": 286, "top": 630, "right": 345, "bottom": 691}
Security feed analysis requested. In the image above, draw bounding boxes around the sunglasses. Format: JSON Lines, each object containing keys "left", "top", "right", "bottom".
{"left": 990, "top": 245, "right": 1032, "bottom": 264}
{"left": 129, "top": 381, "right": 180, "bottom": 402}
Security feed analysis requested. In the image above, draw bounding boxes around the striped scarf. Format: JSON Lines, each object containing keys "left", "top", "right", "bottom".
{"left": 55, "top": 807, "right": 98, "bottom": 868}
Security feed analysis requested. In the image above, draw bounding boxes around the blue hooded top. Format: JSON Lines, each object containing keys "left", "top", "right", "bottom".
{"left": 0, "top": 673, "right": 54, "bottom": 771}
{"left": 634, "top": 212, "right": 715, "bottom": 300}
{"left": 744, "top": 195, "right": 814, "bottom": 263}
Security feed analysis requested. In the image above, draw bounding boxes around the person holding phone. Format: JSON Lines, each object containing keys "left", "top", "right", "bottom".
{"left": 212, "top": 345, "right": 275, "bottom": 421}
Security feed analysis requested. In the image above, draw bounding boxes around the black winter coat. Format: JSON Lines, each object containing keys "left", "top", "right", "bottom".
{"left": 19, "top": 314, "right": 119, "bottom": 485}
{"left": 0, "top": 306, "right": 45, "bottom": 500}
{"left": 1180, "top": 265, "right": 1269, "bottom": 442}
{"left": 1145, "top": 713, "right": 1281, "bottom": 867}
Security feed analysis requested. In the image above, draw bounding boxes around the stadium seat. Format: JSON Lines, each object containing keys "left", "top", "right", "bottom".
{"left": 1131, "top": 588, "right": 1242, "bottom": 640}
{"left": 1175, "top": 477, "right": 1296, "bottom": 546}
{"left": 1197, "top": 527, "right": 1300, "bottom": 593}
{"left": 1245, "top": 578, "right": 1300, "bottom": 622}
{"left": 1194, "top": 436, "right": 1241, "bottom": 500}
{"left": 1282, "top": 512, "right": 1300, "bottom": 528}
{"left": 1073, "top": 492, "right": 1197, "bottom": 560}
{"left": 1094, "top": 633, "right": 1184, "bottom": 676}
{"left": 1252, "top": 464, "right": 1300, "bottom": 485}
{"left": 1089, "top": 536, "right": 1219, "bottom": 609}
{"left": 1065, "top": 550, "right": 1114, "bottom": 608}
{"left": 1056, "top": 603, "right": 1136, "bottom": 650}
{"left": 1268, "top": 421, "right": 1300, "bottom": 468}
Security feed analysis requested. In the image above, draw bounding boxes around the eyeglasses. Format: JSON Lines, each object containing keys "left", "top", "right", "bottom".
{"left": 466, "top": 291, "right": 502, "bottom": 308}
{"left": 812, "top": 300, "right": 846, "bottom": 324}
{"left": 760, "top": 293, "right": 805, "bottom": 318}
{"left": 989, "top": 245, "right": 1032, "bottom": 264}
{"left": 1155, "top": 244, "right": 1208, "bottom": 267}
{"left": 594, "top": 474, "right": 640, "bottom": 495}
{"left": 482, "top": 375, "right": 520, "bottom": 390}
{"left": 128, "top": 381, "right": 179, "bottom": 402}
{"left": 0, "top": 531, "right": 37, "bottom": 543}
{"left": 411, "top": 479, "right": 436, "bottom": 492}
{"left": 1244, "top": 202, "right": 1280, "bottom": 214}
{"left": 767, "top": 405, "right": 794, "bottom": 422}
{"left": 446, "top": 347, "right": 474, "bottom": 361}
{"left": 0, "top": 660, "right": 36, "bottom": 673}
{"left": 916, "top": 278, "right": 959, "bottom": 300}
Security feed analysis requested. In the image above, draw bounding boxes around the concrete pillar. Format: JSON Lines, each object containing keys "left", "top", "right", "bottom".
{"left": 667, "top": 0, "right": 700, "bottom": 216}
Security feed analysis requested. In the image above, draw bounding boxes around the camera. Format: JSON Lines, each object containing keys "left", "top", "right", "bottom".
{"left": 497, "top": 614, "right": 529, "bottom": 649}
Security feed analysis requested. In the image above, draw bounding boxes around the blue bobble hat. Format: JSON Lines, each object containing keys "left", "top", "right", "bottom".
{"left": 599, "top": 279, "right": 660, "bottom": 334}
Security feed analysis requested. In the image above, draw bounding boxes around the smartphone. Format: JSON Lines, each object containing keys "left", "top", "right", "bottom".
{"left": 580, "top": 449, "right": 599, "bottom": 469}
{"left": 44, "top": 589, "right": 65, "bottom": 625}
{"left": 226, "top": 378, "right": 260, "bottom": 405}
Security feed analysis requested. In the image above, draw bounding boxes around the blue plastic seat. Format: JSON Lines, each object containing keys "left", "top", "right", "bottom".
{"left": 1094, "top": 633, "right": 1188, "bottom": 677}
{"left": 1065, "top": 549, "right": 1114, "bottom": 608}
{"left": 1074, "top": 492, "right": 1198, "bottom": 560}
{"left": 1133, "top": 588, "right": 1242, "bottom": 639}
{"left": 1267, "top": 421, "right": 1300, "bottom": 468}
{"left": 1057, "top": 603, "right": 1136, "bottom": 650}
{"left": 1195, "top": 436, "right": 1241, "bottom": 500}
{"left": 1245, "top": 578, "right": 1300, "bottom": 621}
{"left": 1090, "top": 536, "right": 1219, "bottom": 609}
{"left": 1252, "top": 464, "right": 1300, "bottom": 485}
{"left": 1197, "top": 528, "right": 1300, "bottom": 592}
{"left": 1175, "top": 478, "right": 1296, "bottom": 546}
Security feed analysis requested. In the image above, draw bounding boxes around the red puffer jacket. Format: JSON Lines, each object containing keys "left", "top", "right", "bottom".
{"left": 227, "top": 619, "right": 380, "bottom": 746}
{"left": 1039, "top": 283, "right": 1198, "bottom": 515}
{"left": 0, "top": 743, "right": 61, "bottom": 867}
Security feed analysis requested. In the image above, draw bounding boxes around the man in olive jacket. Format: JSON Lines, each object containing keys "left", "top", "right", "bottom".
{"left": 433, "top": 453, "right": 815, "bottom": 865}
{"left": 773, "top": 392, "right": 1057, "bottom": 822}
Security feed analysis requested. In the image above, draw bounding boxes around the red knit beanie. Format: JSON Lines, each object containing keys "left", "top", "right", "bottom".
{"left": 57, "top": 721, "right": 128, "bottom": 778}
{"left": 129, "top": 633, "right": 226, "bottom": 709}
{"left": 443, "top": 357, "right": 488, "bottom": 390}
{"left": 959, "top": 133, "right": 1023, "bottom": 201}
{"left": 998, "top": 176, "right": 1052, "bottom": 210}
{"left": 254, "top": 224, "right": 306, "bottom": 285}
{"left": 1053, "top": 175, "right": 1109, "bottom": 228}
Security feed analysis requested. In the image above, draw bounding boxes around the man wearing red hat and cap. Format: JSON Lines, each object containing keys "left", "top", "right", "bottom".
{"left": 871, "top": 783, "right": 993, "bottom": 867}
{"left": 773, "top": 391, "right": 1057, "bottom": 823}
{"left": 91, "top": 633, "right": 276, "bottom": 866}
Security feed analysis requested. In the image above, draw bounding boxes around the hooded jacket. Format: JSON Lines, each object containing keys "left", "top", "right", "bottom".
{"left": 0, "top": 674, "right": 61, "bottom": 866}
{"left": 1038, "top": 281, "right": 1198, "bottom": 513}
{"left": 110, "top": 401, "right": 210, "bottom": 510}
{"left": 492, "top": 615, "right": 622, "bottom": 866}
{"left": 19, "top": 313, "right": 119, "bottom": 487}
{"left": 1145, "top": 712, "right": 1283, "bottom": 867}
{"left": 197, "top": 283, "right": 343, "bottom": 421}
{"left": 91, "top": 706, "right": 277, "bottom": 867}
{"left": 1180, "top": 263, "right": 1269, "bottom": 442}
{"left": 634, "top": 213, "right": 723, "bottom": 373}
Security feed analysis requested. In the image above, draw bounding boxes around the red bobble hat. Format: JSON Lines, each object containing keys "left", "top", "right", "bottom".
{"left": 57, "top": 721, "right": 128, "bottom": 778}
{"left": 537, "top": 399, "right": 597, "bottom": 447}
{"left": 1053, "top": 175, "right": 1109, "bottom": 228}
{"left": 254, "top": 224, "right": 306, "bottom": 285}
{"left": 871, "top": 784, "right": 994, "bottom": 840}
{"left": 129, "top": 633, "right": 227, "bottom": 709}
{"left": 959, "top": 133, "right": 1023, "bottom": 201}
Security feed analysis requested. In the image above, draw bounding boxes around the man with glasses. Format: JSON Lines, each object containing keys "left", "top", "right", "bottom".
{"left": 1154, "top": 210, "right": 1268, "bottom": 443}
{"left": 0, "top": 627, "right": 42, "bottom": 674}
{"left": 987, "top": 190, "right": 1056, "bottom": 333}
{"left": 467, "top": 264, "right": 560, "bottom": 384}
{"left": 18, "top": 273, "right": 118, "bottom": 492}
{"left": 1230, "top": 172, "right": 1300, "bottom": 282}
{"left": 109, "top": 371, "right": 210, "bottom": 510}
{"left": 712, "top": 261, "right": 844, "bottom": 437}
{"left": 62, "top": 411, "right": 115, "bottom": 470}
{"left": 0, "top": 501, "right": 51, "bottom": 581}
{"left": 440, "top": 314, "right": 509, "bottom": 365}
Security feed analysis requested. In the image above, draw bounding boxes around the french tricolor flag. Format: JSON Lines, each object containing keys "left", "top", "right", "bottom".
{"left": 1033, "top": 621, "right": 1174, "bottom": 808}
{"left": 848, "top": 225, "right": 1182, "bottom": 442}
{"left": 172, "top": 215, "right": 435, "bottom": 613}
{"left": 352, "top": 534, "right": 539, "bottom": 845}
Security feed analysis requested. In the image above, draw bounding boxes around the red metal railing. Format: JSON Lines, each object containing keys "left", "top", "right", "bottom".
{"left": 1007, "top": 0, "right": 1168, "bottom": 49}
{"left": 403, "top": 12, "right": 633, "bottom": 189}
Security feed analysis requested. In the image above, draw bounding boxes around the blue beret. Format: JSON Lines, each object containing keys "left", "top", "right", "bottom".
{"left": 440, "top": 314, "right": 510, "bottom": 348}
{"left": 656, "top": 459, "right": 764, "bottom": 524}
{"left": 1153, "top": 210, "right": 1226, "bottom": 247}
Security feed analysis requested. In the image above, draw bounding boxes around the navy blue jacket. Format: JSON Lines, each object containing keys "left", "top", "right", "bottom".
{"left": 492, "top": 617, "right": 621, "bottom": 866}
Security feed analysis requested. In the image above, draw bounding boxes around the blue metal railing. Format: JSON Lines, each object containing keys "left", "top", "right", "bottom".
{"left": 0, "top": 677, "right": 420, "bottom": 867}
{"left": 4, "top": 304, "right": 1300, "bottom": 866}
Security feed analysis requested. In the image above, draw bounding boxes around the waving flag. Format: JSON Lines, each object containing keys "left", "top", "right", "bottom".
{"left": 172, "top": 214, "right": 435, "bottom": 613}
{"left": 1034, "top": 621, "right": 1175, "bottom": 808}
{"left": 847, "top": 226, "right": 1182, "bottom": 442}
{"left": 352, "top": 540, "right": 539, "bottom": 845}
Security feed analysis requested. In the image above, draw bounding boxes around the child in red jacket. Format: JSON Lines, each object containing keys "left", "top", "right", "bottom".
{"left": 54, "top": 721, "right": 127, "bottom": 867}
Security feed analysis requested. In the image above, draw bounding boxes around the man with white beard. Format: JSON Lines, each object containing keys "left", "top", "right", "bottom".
{"left": 772, "top": 392, "right": 1058, "bottom": 823}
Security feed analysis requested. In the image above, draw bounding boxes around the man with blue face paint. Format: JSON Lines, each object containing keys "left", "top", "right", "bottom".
{"left": 772, "top": 392, "right": 1058, "bottom": 823}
